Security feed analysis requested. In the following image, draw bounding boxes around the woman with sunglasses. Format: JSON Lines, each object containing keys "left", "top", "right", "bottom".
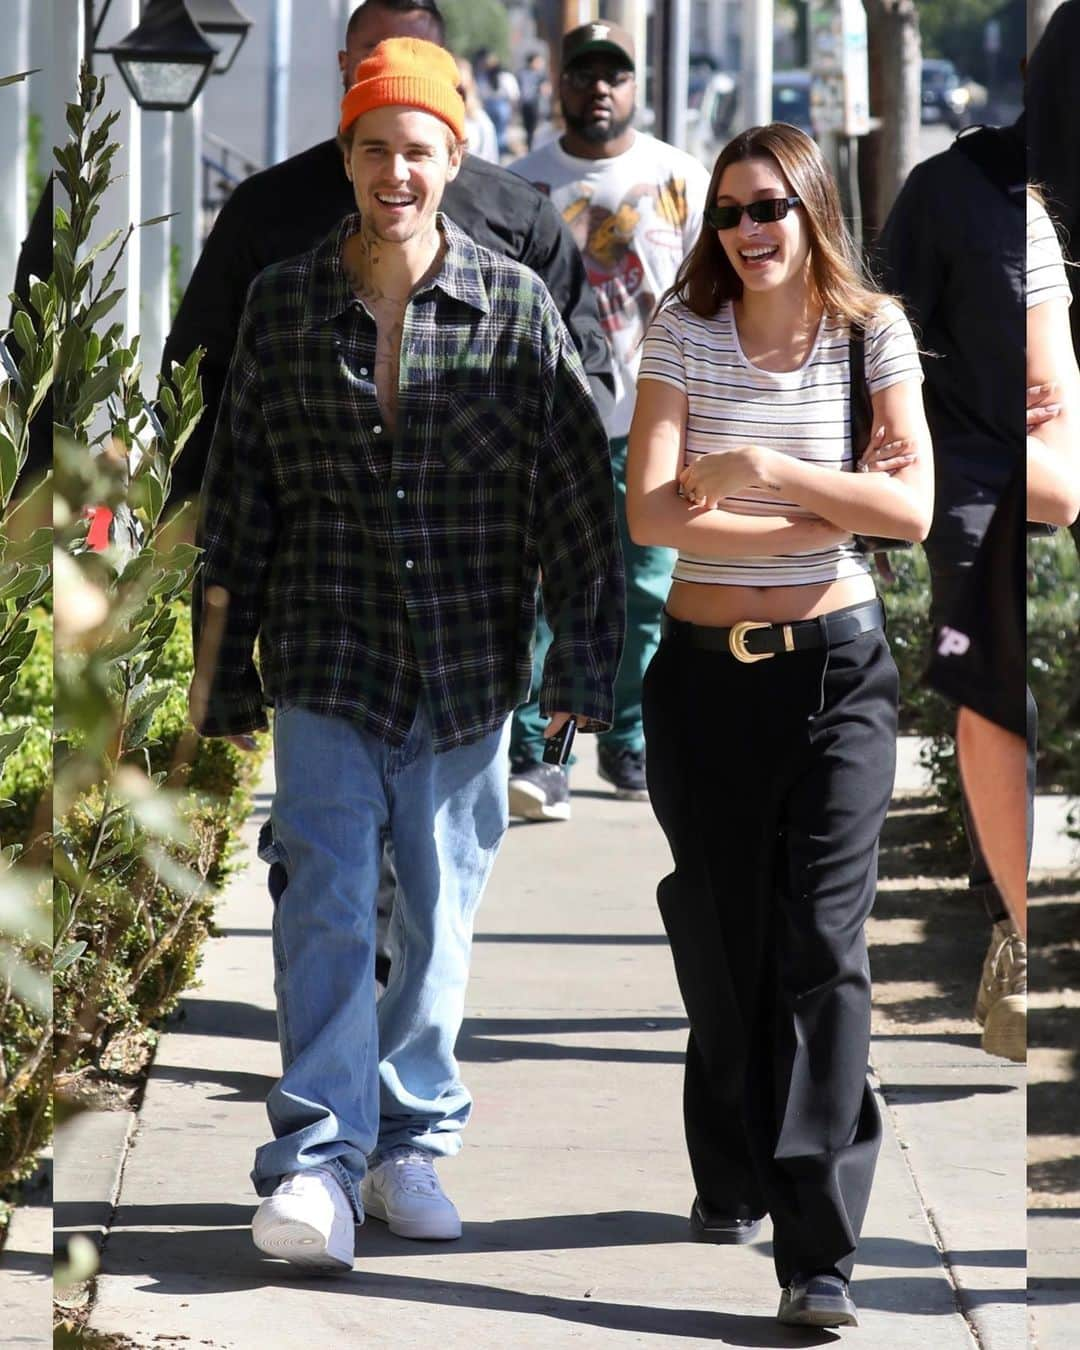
{"left": 627, "top": 123, "right": 933, "bottom": 1328}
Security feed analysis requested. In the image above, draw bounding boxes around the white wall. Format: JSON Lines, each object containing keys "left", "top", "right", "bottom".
{"left": 0, "top": 0, "right": 31, "bottom": 295}
{"left": 199, "top": 0, "right": 348, "bottom": 169}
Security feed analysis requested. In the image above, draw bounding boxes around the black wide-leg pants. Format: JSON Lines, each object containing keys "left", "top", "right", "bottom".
{"left": 642, "top": 621, "right": 899, "bottom": 1287}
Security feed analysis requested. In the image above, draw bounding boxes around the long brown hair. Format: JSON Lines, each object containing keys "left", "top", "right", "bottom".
{"left": 660, "top": 123, "right": 893, "bottom": 326}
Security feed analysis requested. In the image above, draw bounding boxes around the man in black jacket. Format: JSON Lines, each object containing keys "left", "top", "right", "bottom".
{"left": 162, "top": 0, "right": 612, "bottom": 505}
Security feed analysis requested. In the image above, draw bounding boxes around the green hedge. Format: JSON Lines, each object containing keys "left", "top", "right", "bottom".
{"left": 1028, "top": 530, "right": 1080, "bottom": 798}
{"left": 53, "top": 603, "right": 266, "bottom": 1072}
{"left": 0, "top": 604, "right": 52, "bottom": 1194}
{"left": 878, "top": 547, "right": 965, "bottom": 850}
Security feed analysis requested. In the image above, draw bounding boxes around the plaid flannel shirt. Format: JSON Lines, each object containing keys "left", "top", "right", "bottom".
{"left": 192, "top": 213, "right": 624, "bottom": 751}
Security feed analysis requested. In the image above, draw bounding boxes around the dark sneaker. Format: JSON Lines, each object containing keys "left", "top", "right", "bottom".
{"left": 508, "top": 759, "right": 571, "bottom": 821}
{"left": 596, "top": 744, "right": 648, "bottom": 800}
{"left": 689, "top": 1196, "right": 762, "bottom": 1245}
{"left": 777, "top": 1273, "right": 858, "bottom": 1328}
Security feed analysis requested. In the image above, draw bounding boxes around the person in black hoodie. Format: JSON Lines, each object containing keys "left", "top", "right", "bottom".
{"left": 161, "top": 0, "right": 613, "bottom": 507}
{"left": 877, "top": 116, "right": 1027, "bottom": 1063}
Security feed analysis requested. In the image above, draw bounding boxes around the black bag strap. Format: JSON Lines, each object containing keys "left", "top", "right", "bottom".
{"left": 848, "top": 323, "right": 872, "bottom": 463}
{"left": 849, "top": 321, "right": 911, "bottom": 568}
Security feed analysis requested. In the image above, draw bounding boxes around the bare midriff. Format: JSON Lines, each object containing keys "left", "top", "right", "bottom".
{"left": 664, "top": 572, "right": 879, "bottom": 627}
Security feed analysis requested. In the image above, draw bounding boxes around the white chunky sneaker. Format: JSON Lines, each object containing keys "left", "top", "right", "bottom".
{"left": 361, "top": 1146, "right": 462, "bottom": 1240}
{"left": 975, "top": 919, "right": 1026, "bottom": 1064}
{"left": 252, "top": 1167, "right": 355, "bottom": 1271}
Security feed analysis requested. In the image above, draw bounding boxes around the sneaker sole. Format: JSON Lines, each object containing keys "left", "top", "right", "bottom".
{"left": 777, "top": 1292, "right": 858, "bottom": 1328}
{"left": 981, "top": 995, "right": 1026, "bottom": 1062}
{"left": 362, "top": 1190, "right": 462, "bottom": 1241}
{"left": 690, "top": 1213, "right": 761, "bottom": 1245}
{"left": 610, "top": 785, "right": 649, "bottom": 802}
{"left": 252, "top": 1215, "right": 353, "bottom": 1272}
{"left": 508, "top": 780, "right": 571, "bottom": 822}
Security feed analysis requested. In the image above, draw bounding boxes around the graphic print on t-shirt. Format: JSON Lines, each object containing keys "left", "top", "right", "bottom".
{"left": 511, "top": 133, "right": 710, "bottom": 437}
{"left": 553, "top": 178, "right": 691, "bottom": 345}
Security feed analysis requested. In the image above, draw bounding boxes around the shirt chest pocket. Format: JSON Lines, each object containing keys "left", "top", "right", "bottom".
{"left": 439, "top": 394, "right": 527, "bottom": 473}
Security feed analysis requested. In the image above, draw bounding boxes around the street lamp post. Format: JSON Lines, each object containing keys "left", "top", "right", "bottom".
{"left": 185, "top": 0, "right": 254, "bottom": 74}
{"left": 85, "top": 0, "right": 218, "bottom": 112}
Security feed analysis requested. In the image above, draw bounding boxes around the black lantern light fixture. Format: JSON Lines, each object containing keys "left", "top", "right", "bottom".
{"left": 86, "top": 0, "right": 218, "bottom": 112}
{"left": 185, "top": 0, "right": 253, "bottom": 75}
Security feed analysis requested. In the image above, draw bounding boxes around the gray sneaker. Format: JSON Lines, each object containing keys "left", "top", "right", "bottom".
{"left": 508, "top": 759, "right": 571, "bottom": 821}
{"left": 778, "top": 1273, "right": 858, "bottom": 1327}
{"left": 596, "top": 744, "right": 648, "bottom": 800}
{"left": 974, "top": 919, "right": 1026, "bottom": 1063}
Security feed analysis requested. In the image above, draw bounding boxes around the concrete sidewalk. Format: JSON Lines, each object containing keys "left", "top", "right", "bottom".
{"left": 78, "top": 739, "right": 1025, "bottom": 1349}
{"left": 0, "top": 1164, "right": 51, "bottom": 1347}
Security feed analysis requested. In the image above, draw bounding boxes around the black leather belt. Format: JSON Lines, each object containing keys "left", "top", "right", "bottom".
{"left": 659, "top": 600, "right": 885, "bottom": 664}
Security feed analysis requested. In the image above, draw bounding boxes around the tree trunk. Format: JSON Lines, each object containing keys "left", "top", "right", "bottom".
{"left": 859, "top": 0, "right": 921, "bottom": 253}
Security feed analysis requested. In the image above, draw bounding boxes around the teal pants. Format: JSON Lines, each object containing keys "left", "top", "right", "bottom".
{"left": 510, "top": 436, "right": 676, "bottom": 763}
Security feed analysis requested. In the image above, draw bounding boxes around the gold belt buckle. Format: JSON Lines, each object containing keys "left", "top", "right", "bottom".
{"left": 728, "top": 620, "right": 774, "bottom": 663}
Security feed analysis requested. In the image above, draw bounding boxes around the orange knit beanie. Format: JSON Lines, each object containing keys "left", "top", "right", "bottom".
{"left": 339, "top": 37, "right": 466, "bottom": 142}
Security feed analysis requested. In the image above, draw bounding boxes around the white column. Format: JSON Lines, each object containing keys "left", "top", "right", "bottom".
{"left": 52, "top": 0, "right": 82, "bottom": 164}
{"left": 741, "top": 0, "right": 773, "bottom": 127}
{"left": 0, "top": 0, "right": 31, "bottom": 289}
{"left": 171, "top": 98, "right": 202, "bottom": 290}
{"left": 139, "top": 111, "right": 172, "bottom": 398}
{"left": 82, "top": 0, "right": 141, "bottom": 346}
{"left": 266, "top": 0, "right": 292, "bottom": 165}
{"left": 667, "top": 0, "right": 691, "bottom": 150}
{"left": 27, "top": 0, "right": 53, "bottom": 205}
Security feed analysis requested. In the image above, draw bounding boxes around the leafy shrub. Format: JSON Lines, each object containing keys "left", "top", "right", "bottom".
{"left": 879, "top": 547, "right": 965, "bottom": 852}
{"left": 0, "top": 717, "right": 50, "bottom": 851}
{"left": 1028, "top": 531, "right": 1080, "bottom": 798}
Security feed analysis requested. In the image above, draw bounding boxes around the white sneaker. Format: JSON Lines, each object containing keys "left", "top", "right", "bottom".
{"left": 252, "top": 1167, "right": 355, "bottom": 1271}
{"left": 361, "top": 1146, "right": 461, "bottom": 1240}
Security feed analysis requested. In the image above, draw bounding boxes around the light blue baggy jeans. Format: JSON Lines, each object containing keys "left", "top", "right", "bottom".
{"left": 251, "top": 702, "right": 511, "bottom": 1221}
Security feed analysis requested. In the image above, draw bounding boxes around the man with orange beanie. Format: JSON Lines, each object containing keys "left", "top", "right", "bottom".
{"left": 190, "top": 37, "right": 624, "bottom": 1273}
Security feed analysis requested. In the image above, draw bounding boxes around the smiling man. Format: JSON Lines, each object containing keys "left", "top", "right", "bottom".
{"left": 190, "top": 38, "right": 624, "bottom": 1272}
{"left": 508, "top": 22, "right": 710, "bottom": 815}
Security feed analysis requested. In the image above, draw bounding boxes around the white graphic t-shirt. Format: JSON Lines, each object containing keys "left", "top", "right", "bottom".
{"left": 511, "top": 131, "right": 711, "bottom": 438}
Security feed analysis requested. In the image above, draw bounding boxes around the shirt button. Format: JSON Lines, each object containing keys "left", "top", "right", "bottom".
{"left": 373, "top": 424, "right": 383, "bottom": 435}
{"left": 360, "top": 367, "right": 368, "bottom": 375}
{"left": 405, "top": 559, "right": 415, "bottom": 570}
{"left": 396, "top": 488, "right": 405, "bottom": 500}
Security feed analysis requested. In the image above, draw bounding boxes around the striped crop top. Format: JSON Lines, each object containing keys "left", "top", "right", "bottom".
{"left": 638, "top": 298, "right": 924, "bottom": 586}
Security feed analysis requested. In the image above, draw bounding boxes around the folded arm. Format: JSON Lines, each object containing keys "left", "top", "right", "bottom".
{"left": 682, "top": 376, "right": 934, "bottom": 542}
{"left": 1026, "top": 295, "right": 1080, "bottom": 526}
{"left": 626, "top": 378, "right": 851, "bottom": 556}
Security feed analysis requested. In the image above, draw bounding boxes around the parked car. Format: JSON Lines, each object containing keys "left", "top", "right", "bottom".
{"left": 687, "top": 69, "right": 813, "bottom": 170}
{"left": 686, "top": 69, "right": 737, "bottom": 166}
{"left": 921, "top": 58, "right": 972, "bottom": 129}
{"left": 771, "top": 69, "right": 813, "bottom": 137}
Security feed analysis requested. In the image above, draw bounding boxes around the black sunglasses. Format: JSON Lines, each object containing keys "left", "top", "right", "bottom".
{"left": 562, "top": 65, "right": 634, "bottom": 91}
{"left": 704, "top": 196, "right": 802, "bottom": 231}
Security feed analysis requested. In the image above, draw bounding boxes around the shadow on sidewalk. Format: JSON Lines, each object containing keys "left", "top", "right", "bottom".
{"left": 856, "top": 1235, "right": 1025, "bottom": 1269}
{"left": 169, "top": 1001, "right": 691, "bottom": 1068}
{"left": 0, "top": 1247, "right": 52, "bottom": 1277}
{"left": 93, "top": 1211, "right": 987, "bottom": 1324}
{"left": 98, "top": 1241, "right": 848, "bottom": 1346}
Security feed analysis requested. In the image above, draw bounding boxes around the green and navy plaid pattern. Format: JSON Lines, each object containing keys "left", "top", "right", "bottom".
{"left": 193, "top": 213, "right": 624, "bottom": 750}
